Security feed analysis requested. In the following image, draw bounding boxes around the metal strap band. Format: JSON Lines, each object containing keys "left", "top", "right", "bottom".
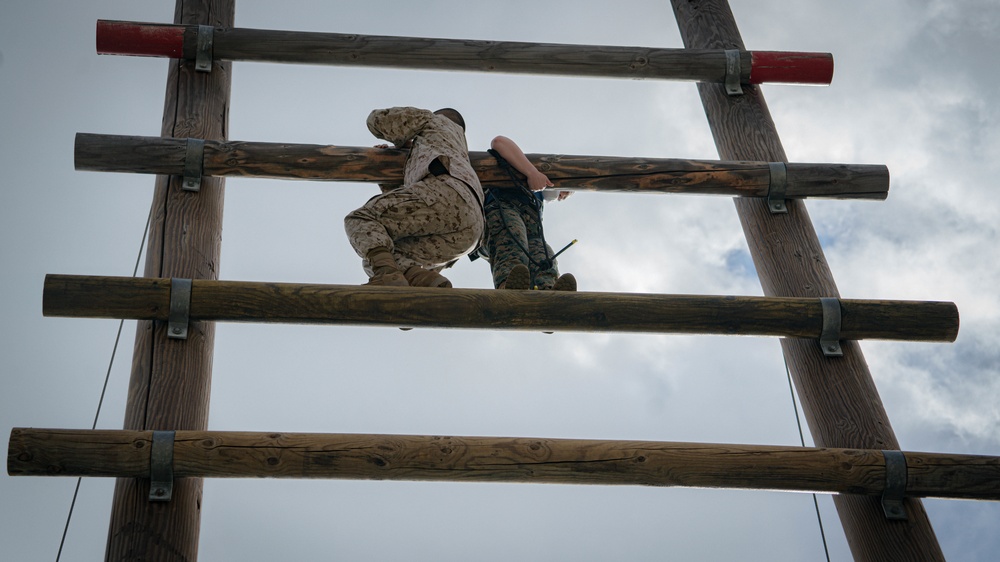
{"left": 168, "top": 278, "right": 192, "bottom": 340}
{"left": 195, "top": 25, "right": 214, "bottom": 72}
{"left": 182, "top": 138, "right": 205, "bottom": 192}
{"left": 881, "top": 450, "right": 908, "bottom": 520}
{"left": 767, "top": 162, "right": 788, "bottom": 214}
{"left": 149, "top": 430, "right": 176, "bottom": 502}
{"left": 819, "top": 297, "right": 843, "bottom": 357}
{"left": 724, "top": 49, "right": 743, "bottom": 96}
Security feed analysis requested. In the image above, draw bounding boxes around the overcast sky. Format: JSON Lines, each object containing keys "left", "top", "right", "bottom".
{"left": 2, "top": 1, "right": 998, "bottom": 561}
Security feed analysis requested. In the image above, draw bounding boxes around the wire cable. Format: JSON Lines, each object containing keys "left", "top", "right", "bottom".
{"left": 784, "top": 358, "right": 832, "bottom": 562}
{"left": 55, "top": 207, "right": 152, "bottom": 562}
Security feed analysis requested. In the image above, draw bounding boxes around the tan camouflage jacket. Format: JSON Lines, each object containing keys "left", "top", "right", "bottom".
{"left": 367, "top": 107, "right": 484, "bottom": 207}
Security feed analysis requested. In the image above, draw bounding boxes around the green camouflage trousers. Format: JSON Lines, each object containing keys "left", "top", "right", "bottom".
{"left": 483, "top": 196, "right": 558, "bottom": 289}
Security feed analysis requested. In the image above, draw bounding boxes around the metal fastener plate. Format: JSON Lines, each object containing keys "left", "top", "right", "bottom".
{"left": 149, "top": 430, "right": 175, "bottom": 502}
{"left": 724, "top": 49, "right": 743, "bottom": 96}
{"left": 767, "top": 162, "right": 788, "bottom": 214}
{"left": 168, "top": 278, "right": 192, "bottom": 340}
{"left": 182, "top": 138, "right": 205, "bottom": 192}
{"left": 195, "top": 25, "right": 214, "bottom": 72}
{"left": 881, "top": 450, "right": 908, "bottom": 520}
{"left": 819, "top": 297, "right": 843, "bottom": 357}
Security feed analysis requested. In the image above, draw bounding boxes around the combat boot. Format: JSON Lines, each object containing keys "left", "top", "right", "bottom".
{"left": 499, "top": 264, "right": 530, "bottom": 290}
{"left": 364, "top": 247, "right": 408, "bottom": 286}
{"left": 552, "top": 273, "right": 577, "bottom": 291}
{"left": 404, "top": 265, "right": 452, "bottom": 288}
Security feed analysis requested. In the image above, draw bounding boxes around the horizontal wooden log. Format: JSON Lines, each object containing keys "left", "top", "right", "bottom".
{"left": 95, "top": 20, "right": 833, "bottom": 85}
{"left": 74, "top": 133, "right": 889, "bottom": 200}
{"left": 9, "top": 428, "right": 998, "bottom": 501}
{"left": 42, "top": 274, "right": 958, "bottom": 342}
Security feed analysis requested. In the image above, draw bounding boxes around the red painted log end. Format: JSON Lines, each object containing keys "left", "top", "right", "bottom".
{"left": 749, "top": 51, "right": 834, "bottom": 85}
{"left": 96, "top": 20, "right": 185, "bottom": 58}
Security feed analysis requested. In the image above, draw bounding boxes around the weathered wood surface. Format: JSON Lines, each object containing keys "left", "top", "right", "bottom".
{"left": 672, "top": 0, "right": 944, "bottom": 559}
{"left": 96, "top": 20, "right": 833, "bottom": 85}
{"left": 10, "top": 428, "right": 999, "bottom": 501}
{"left": 75, "top": 132, "right": 889, "bottom": 199}
{"left": 42, "top": 274, "right": 959, "bottom": 341}
{"left": 104, "top": 2, "right": 233, "bottom": 560}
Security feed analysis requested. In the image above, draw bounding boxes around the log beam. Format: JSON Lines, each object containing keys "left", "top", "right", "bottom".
{"left": 95, "top": 20, "right": 833, "bottom": 86}
{"left": 104, "top": 1, "right": 233, "bottom": 560}
{"left": 672, "top": 0, "right": 945, "bottom": 559}
{"left": 74, "top": 132, "right": 889, "bottom": 200}
{"left": 9, "top": 428, "right": 999, "bottom": 501}
{"left": 41, "top": 274, "right": 959, "bottom": 342}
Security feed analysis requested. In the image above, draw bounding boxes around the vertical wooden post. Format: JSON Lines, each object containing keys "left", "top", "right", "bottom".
{"left": 104, "top": 1, "right": 233, "bottom": 560}
{"left": 669, "top": 1, "right": 945, "bottom": 560}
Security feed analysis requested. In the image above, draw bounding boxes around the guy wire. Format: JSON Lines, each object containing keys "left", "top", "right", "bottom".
{"left": 784, "top": 357, "right": 832, "bottom": 562}
{"left": 56, "top": 205, "right": 152, "bottom": 562}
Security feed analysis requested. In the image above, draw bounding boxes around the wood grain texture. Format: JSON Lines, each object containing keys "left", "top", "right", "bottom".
{"left": 218, "top": 28, "right": 737, "bottom": 80}
{"left": 105, "top": 2, "right": 233, "bottom": 561}
{"left": 75, "top": 132, "right": 890, "bottom": 199}
{"left": 42, "top": 274, "right": 959, "bottom": 341}
{"left": 10, "top": 428, "right": 999, "bottom": 501}
{"left": 671, "top": 0, "right": 945, "bottom": 559}
{"left": 166, "top": 22, "right": 744, "bottom": 82}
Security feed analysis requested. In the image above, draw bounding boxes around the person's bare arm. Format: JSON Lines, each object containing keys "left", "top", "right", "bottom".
{"left": 490, "top": 135, "right": 553, "bottom": 192}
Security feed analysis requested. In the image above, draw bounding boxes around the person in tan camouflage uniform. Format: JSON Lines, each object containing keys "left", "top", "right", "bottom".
{"left": 344, "top": 106, "right": 484, "bottom": 287}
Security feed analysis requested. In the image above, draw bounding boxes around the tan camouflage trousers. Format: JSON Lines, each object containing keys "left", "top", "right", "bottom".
{"left": 344, "top": 175, "right": 484, "bottom": 276}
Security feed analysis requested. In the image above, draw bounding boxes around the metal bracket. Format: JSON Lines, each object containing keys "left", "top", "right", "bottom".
{"left": 724, "top": 49, "right": 743, "bottom": 96}
{"left": 195, "top": 25, "right": 214, "bottom": 72}
{"left": 767, "top": 162, "right": 788, "bottom": 214}
{"left": 168, "top": 278, "right": 192, "bottom": 340}
{"left": 819, "top": 297, "right": 843, "bottom": 357}
{"left": 149, "top": 430, "right": 176, "bottom": 502}
{"left": 182, "top": 138, "right": 205, "bottom": 192}
{"left": 881, "top": 450, "right": 909, "bottom": 520}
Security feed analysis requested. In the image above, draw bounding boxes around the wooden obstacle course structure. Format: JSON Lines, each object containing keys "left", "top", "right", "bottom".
{"left": 9, "top": 1, "right": 992, "bottom": 560}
